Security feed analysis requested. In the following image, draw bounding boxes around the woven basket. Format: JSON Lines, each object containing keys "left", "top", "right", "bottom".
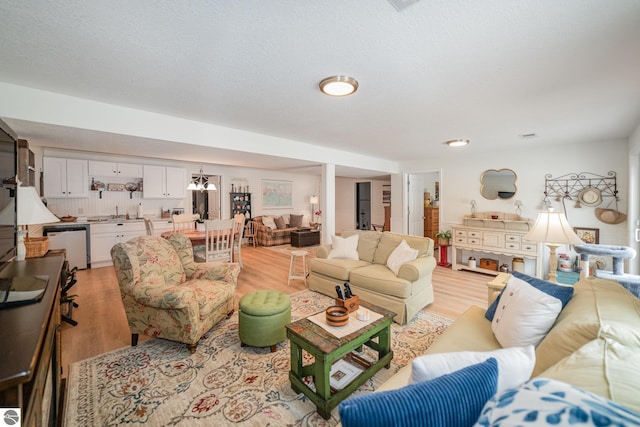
{"left": 25, "top": 236, "right": 49, "bottom": 258}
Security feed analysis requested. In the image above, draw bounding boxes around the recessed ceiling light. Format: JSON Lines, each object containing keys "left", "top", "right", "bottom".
{"left": 445, "top": 139, "right": 470, "bottom": 147}
{"left": 319, "top": 75, "right": 359, "bottom": 96}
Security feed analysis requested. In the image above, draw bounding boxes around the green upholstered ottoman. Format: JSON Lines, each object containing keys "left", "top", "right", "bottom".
{"left": 239, "top": 290, "right": 291, "bottom": 352}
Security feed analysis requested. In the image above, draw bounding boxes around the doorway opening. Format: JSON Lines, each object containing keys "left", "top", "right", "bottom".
{"left": 356, "top": 182, "right": 371, "bottom": 230}
{"left": 191, "top": 175, "right": 221, "bottom": 220}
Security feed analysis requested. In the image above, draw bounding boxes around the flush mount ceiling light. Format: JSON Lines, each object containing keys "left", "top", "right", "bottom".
{"left": 445, "top": 139, "right": 470, "bottom": 147}
{"left": 319, "top": 75, "right": 359, "bottom": 96}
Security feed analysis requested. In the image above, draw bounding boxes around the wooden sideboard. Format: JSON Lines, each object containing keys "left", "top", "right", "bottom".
{"left": 451, "top": 225, "right": 542, "bottom": 277}
{"left": 0, "top": 255, "right": 65, "bottom": 427}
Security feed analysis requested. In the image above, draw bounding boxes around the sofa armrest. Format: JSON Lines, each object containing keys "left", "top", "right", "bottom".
{"left": 315, "top": 244, "right": 332, "bottom": 258}
{"left": 398, "top": 256, "right": 436, "bottom": 282}
{"left": 132, "top": 278, "right": 195, "bottom": 309}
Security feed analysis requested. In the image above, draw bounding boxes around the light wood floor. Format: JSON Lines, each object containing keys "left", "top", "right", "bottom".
{"left": 60, "top": 245, "right": 491, "bottom": 378}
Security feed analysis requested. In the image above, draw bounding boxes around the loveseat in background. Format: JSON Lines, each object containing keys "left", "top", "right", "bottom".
{"left": 253, "top": 214, "right": 311, "bottom": 246}
{"left": 308, "top": 229, "right": 436, "bottom": 324}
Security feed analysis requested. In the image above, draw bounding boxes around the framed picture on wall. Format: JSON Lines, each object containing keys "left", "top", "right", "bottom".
{"left": 382, "top": 185, "right": 391, "bottom": 205}
{"left": 261, "top": 179, "right": 293, "bottom": 209}
{"left": 574, "top": 227, "right": 599, "bottom": 244}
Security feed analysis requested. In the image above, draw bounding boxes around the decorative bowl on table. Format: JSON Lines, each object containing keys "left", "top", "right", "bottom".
{"left": 59, "top": 216, "right": 77, "bottom": 222}
{"left": 326, "top": 306, "right": 350, "bottom": 327}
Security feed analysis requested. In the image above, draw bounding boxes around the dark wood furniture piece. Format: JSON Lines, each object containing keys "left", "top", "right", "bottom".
{"left": 424, "top": 206, "right": 439, "bottom": 242}
{"left": 290, "top": 229, "right": 320, "bottom": 247}
{"left": 230, "top": 192, "right": 251, "bottom": 219}
{"left": 285, "top": 300, "right": 395, "bottom": 419}
{"left": 0, "top": 255, "right": 65, "bottom": 427}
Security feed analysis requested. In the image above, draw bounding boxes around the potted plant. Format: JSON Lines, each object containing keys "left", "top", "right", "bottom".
{"left": 435, "top": 230, "right": 452, "bottom": 246}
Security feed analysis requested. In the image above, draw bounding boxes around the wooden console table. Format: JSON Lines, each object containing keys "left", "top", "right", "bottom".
{"left": 0, "top": 255, "right": 65, "bottom": 427}
{"left": 451, "top": 225, "right": 542, "bottom": 277}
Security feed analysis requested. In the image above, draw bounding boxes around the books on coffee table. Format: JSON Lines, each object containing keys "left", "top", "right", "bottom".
{"left": 330, "top": 359, "right": 363, "bottom": 391}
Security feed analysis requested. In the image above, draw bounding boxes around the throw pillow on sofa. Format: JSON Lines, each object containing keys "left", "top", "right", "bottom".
{"left": 262, "top": 216, "right": 277, "bottom": 230}
{"left": 474, "top": 377, "right": 640, "bottom": 426}
{"left": 386, "top": 239, "right": 419, "bottom": 275}
{"left": 410, "top": 345, "right": 535, "bottom": 393}
{"left": 290, "top": 214, "right": 304, "bottom": 228}
{"left": 491, "top": 274, "right": 571, "bottom": 348}
{"left": 339, "top": 358, "right": 498, "bottom": 427}
{"left": 328, "top": 234, "right": 359, "bottom": 260}
{"left": 485, "top": 271, "right": 573, "bottom": 321}
{"left": 274, "top": 216, "right": 287, "bottom": 229}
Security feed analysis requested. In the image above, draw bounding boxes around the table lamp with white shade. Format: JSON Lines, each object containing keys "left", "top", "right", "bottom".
{"left": 523, "top": 208, "right": 584, "bottom": 283}
{"left": 0, "top": 184, "right": 60, "bottom": 261}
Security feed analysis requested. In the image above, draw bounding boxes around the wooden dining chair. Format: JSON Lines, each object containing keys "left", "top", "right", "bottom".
{"left": 233, "top": 214, "right": 246, "bottom": 268}
{"left": 172, "top": 213, "right": 199, "bottom": 232}
{"left": 195, "top": 218, "right": 234, "bottom": 263}
{"left": 144, "top": 217, "right": 154, "bottom": 236}
{"left": 244, "top": 220, "right": 257, "bottom": 247}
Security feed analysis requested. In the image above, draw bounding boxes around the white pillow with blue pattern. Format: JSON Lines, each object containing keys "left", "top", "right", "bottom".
{"left": 474, "top": 377, "right": 640, "bottom": 426}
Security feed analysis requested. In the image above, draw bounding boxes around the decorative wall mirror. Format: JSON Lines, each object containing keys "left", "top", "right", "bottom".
{"left": 480, "top": 168, "right": 517, "bottom": 200}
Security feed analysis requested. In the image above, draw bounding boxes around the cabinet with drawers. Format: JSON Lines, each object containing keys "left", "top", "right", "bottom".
{"left": 423, "top": 206, "right": 439, "bottom": 242}
{"left": 452, "top": 225, "right": 542, "bottom": 277}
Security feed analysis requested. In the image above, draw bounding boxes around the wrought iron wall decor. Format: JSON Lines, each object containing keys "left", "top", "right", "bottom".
{"left": 542, "top": 171, "right": 617, "bottom": 206}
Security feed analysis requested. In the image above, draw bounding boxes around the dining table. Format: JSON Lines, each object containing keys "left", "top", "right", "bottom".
{"left": 161, "top": 229, "right": 207, "bottom": 246}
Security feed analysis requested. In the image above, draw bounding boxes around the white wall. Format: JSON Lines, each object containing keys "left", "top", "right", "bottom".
{"left": 402, "top": 139, "right": 629, "bottom": 275}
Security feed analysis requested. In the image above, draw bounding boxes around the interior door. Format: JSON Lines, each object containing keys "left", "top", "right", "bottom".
{"left": 408, "top": 174, "right": 424, "bottom": 236}
{"left": 356, "top": 182, "right": 371, "bottom": 230}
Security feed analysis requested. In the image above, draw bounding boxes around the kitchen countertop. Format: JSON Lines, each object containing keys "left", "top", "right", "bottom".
{"left": 43, "top": 217, "right": 174, "bottom": 226}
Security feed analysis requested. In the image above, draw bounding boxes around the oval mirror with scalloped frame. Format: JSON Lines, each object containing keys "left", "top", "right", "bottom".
{"left": 480, "top": 169, "right": 517, "bottom": 200}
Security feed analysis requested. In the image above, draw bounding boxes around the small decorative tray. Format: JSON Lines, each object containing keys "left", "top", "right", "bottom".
{"left": 107, "top": 183, "right": 125, "bottom": 191}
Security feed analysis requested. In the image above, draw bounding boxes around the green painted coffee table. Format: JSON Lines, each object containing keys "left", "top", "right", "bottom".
{"left": 285, "top": 300, "right": 395, "bottom": 419}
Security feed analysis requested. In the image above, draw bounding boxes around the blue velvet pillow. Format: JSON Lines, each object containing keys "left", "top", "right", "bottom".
{"left": 485, "top": 271, "right": 574, "bottom": 321}
{"left": 338, "top": 358, "right": 498, "bottom": 427}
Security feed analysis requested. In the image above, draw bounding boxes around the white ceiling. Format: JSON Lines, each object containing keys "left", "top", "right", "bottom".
{"left": 0, "top": 0, "right": 639, "bottom": 177}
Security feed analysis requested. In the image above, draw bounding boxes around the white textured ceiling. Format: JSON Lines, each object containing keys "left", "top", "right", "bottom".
{"left": 0, "top": 0, "right": 639, "bottom": 176}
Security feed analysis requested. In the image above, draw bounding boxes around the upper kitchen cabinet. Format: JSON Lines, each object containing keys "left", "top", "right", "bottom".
{"left": 89, "top": 160, "right": 143, "bottom": 178}
{"left": 143, "top": 165, "right": 186, "bottom": 199}
{"left": 43, "top": 157, "right": 89, "bottom": 198}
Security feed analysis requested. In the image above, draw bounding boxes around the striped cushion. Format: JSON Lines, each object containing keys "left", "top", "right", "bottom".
{"left": 338, "top": 358, "right": 498, "bottom": 427}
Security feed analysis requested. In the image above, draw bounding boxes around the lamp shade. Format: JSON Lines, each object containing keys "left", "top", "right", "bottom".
{"left": 310, "top": 195, "right": 319, "bottom": 204}
{"left": 0, "top": 186, "right": 60, "bottom": 226}
{"left": 524, "top": 210, "right": 583, "bottom": 245}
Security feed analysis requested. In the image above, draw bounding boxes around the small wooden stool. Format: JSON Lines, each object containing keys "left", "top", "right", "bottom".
{"left": 288, "top": 250, "right": 309, "bottom": 286}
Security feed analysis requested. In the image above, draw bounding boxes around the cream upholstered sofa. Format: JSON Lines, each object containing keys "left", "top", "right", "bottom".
{"left": 111, "top": 233, "right": 241, "bottom": 353}
{"left": 308, "top": 229, "right": 436, "bottom": 324}
{"left": 367, "top": 275, "right": 640, "bottom": 414}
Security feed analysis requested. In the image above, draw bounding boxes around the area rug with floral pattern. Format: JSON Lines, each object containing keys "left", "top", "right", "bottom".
{"left": 64, "top": 290, "right": 451, "bottom": 426}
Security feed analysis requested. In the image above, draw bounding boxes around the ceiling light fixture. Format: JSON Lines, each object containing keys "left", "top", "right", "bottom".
{"left": 445, "top": 139, "right": 470, "bottom": 147}
{"left": 319, "top": 75, "right": 359, "bottom": 96}
{"left": 187, "top": 167, "right": 217, "bottom": 192}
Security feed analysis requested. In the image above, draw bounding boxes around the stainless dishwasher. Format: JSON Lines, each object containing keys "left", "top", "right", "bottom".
{"left": 43, "top": 224, "right": 90, "bottom": 269}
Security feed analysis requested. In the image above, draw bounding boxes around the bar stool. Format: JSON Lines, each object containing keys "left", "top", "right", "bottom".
{"left": 288, "top": 250, "right": 309, "bottom": 286}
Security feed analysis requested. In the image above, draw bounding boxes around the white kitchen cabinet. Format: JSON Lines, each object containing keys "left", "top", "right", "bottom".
{"left": 143, "top": 165, "right": 186, "bottom": 199}
{"left": 43, "top": 157, "right": 89, "bottom": 198}
{"left": 89, "top": 161, "right": 143, "bottom": 178}
{"left": 90, "top": 221, "right": 146, "bottom": 268}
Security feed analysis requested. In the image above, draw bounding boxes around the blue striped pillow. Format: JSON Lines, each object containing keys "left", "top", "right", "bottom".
{"left": 485, "top": 271, "right": 574, "bottom": 321}
{"left": 338, "top": 358, "right": 498, "bottom": 427}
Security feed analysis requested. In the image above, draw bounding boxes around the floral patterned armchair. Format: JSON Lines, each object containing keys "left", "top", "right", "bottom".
{"left": 111, "top": 233, "right": 241, "bottom": 353}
